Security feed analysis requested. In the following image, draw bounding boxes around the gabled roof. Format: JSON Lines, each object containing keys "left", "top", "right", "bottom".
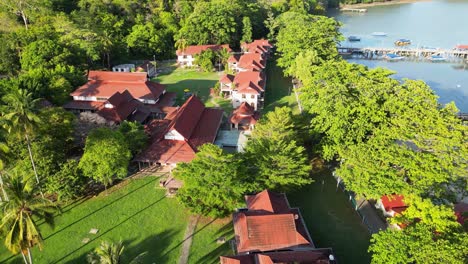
{"left": 176, "top": 44, "right": 231, "bottom": 56}
{"left": 241, "top": 39, "right": 273, "bottom": 54}
{"left": 230, "top": 103, "right": 260, "bottom": 126}
{"left": 220, "top": 255, "right": 255, "bottom": 264}
{"left": 381, "top": 195, "right": 407, "bottom": 214}
{"left": 238, "top": 53, "right": 265, "bottom": 71}
{"left": 231, "top": 71, "right": 265, "bottom": 95}
{"left": 245, "top": 190, "right": 290, "bottom": 213}
{"left": 228, "top": 54, "right": 241, "bottom": 63}
{"left": 134, "top": 96, "right": 223, "bottom": 164}
{"left": 220, "top": 74, "right": 235, "bottom": 84}
{"left": 71, "top": 71, "right": 165, "bottom": 101}
{"left": 220, "top": 249, "right": 336, "bottom": 264}
{"left": 97, "top": 90, "right": 150, "bottom": 123}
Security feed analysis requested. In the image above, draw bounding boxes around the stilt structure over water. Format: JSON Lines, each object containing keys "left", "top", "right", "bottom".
{"left": 341, "top": 8, "right": 367, "bottom": 13}
{"left": 338, "top": 47, "right": 468, "bottom": 62}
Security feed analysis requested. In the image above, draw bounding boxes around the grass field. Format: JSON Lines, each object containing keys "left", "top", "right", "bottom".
{"left": 263, "top": 59, "right": 299, "bottom": 114}
{"left": 188, "top": 217, "right": 234, "bottom": 264}
{"left": 288, "top": 170, "right": 372, "bottom": 264}
{"left": 155, "top": 67, "right": 220, "bottom": 106}
{"left": 0, "top": 177, "right": 189, "bottom": 264}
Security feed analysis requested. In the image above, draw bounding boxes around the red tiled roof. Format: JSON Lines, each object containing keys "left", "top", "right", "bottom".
{"left": 63, "top": 100, "right": 104, "bottom": 110}
{"left": 188, "top": 108, "right": 224, "bottom": 149}
{"left": 245, "top": 190, "right": 290, "bottom": 213}
{"left": 231, "top": 71, "right": 265, "bottom": 95}
{"left": 221, "top": 249, "right": 335, "bottom": 264}
{"left": 381, "top": 195, "right": 407, "bottom": 213}
{"left": 228, "top": 54, "right": 241, "bottom": 63}
{"left": 238, "top": 53, "right": 265, "bottom": 71}
{"left": 234, "top": 213, "right": 312, "bottom": 253}
{"left": 455, "top": 45, "right": 468, "bottom": 50}
{"left": 176, "top": 44, "right": 231, "bottom": 56}
{"left": 241, "top": 39, "right": 273, "bottom": 54}
{"left": 220, "top": 255, "right": 255, "bottom": 264}
{"left": 229, "top": 103, "right": 260, "bottom": 126}
{"left": 135, "top": 96, "right": 223, "bottom": 164}
{"left": 70, "top": 71, "right": 165, "bottom": 101}
{"left": 220, "top": 74, "right": 235, "bottom": 84}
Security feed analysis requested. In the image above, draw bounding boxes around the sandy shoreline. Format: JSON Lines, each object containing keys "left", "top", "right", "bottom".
{"left": 339, "top": 0, "right": 431, "bottom": 9}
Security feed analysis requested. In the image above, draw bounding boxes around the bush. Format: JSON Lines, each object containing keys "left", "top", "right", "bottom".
{"left": 45, "top": 160, "right": 87, "bottom": 201}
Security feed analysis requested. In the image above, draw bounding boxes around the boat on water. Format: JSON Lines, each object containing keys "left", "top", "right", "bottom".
{"left": 429, "top": 55, "right": 446, "bottom": 62}
{"left": 348, "top": 36, "right": 361, "bottom": 42}
{"left": 372, "top": 32, "right": 387, "bottom": 36}
{"left": 384, "top": 53, "right": 404, "bottom": 61}
{"left": 394, "top": 39, "right": 411, "bottom": 46}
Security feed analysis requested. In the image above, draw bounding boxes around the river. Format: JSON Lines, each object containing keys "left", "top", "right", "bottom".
{"left": 329, "top": 0, "right": 468, "bottom": 113}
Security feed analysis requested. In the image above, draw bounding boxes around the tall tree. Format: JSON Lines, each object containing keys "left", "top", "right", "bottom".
{"left": 241, "top": 16, "right": 252, "bottom": 43}
{"left": 1, "top": 88, "right": 42, "bottom": 186}
{"left": 117, "top": 121, "right": 148, "bottom": 155}
{"left": 78, "top": 128, "right": 131, "bottom": 189}
{"left": 0, "top": 174, "right": 59, "bottom": 264}
{"left": 174, "top": 144, "right": 248, "bottom": 217}
{"left": 0, "top": 141, "right": 9, "bottom": 201}
{"left": 0, "top": 0, "right": 51, "bottom": 29}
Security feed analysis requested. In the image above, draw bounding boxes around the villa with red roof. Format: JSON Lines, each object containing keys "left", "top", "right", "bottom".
{"left": 220, "top": 190, "right": 336, "bottom": 264}
{"left": 377, "top": 194, "right": 408, "bottom": 218}
{"left": 229, "top": 102, "right": 260, "bottom": 130}
{"left": 64, "top": 71, "right": 176, "bottom": 123}
{"left": 176, "top": 44, "right": 231, "bottom": 67}
{"left": 241, "top": 39, "right": 273, "bottom": 57}
{"left": 220, "top": 71, "right": 266, "bottom": 110}
{"left": 134, "top": 95, "right": 223, "bottom": 168}
{"left": 228, "top": 53, "right": 266, "bottom": 72}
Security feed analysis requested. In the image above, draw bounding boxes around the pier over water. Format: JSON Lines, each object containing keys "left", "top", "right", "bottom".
{"left": 338, "top": 46, "right": 468, "bottom": 61}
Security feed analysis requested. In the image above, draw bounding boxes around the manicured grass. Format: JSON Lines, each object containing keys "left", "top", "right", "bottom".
{"left": 263, "top": 59, "right": 299, "bottom": 114}
{"left": 188, "top": 217, "right": 234, "bottom": 264}
{"left": 155, "top": 67, "right": 221, "bottom": 105}
{"left": 288, "top": 170, "right": 372, "bottom": 264}
{"left": 0, "top": 177, "right": 189, "bottom": 264}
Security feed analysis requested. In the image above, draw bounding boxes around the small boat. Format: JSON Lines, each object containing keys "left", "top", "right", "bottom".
{"left": 394, "top": 39, "right": 411, "bottom": 46}
{"left": 385, "top": 53, "right": 404, "bottom": 61}
{"left": 372, "top": 32, "right": 387, "bottom": 36}
{"left": 429, "top": 55, "right": 446, "bottom": 62}
{"left": 348, "top": 36, "right": 361, "bottom": 42}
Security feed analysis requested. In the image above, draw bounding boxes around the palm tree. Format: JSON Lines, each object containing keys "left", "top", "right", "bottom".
{"left": 0, "top": 174, "right": 59, "bottom": 264}
{"left": 216, "top": 48, "right": 231, "bottom": 71}
{"left": 175, "top": 37, "right": 188, "bottom": 52}
{"left": 87, "top": 240, "right": 147, "bottom": 264}
{"left": 0, "top": 141, "right": 10, "bottom": 201}
{"left": 1, "top": 89, "right": 42, "bottom": 186}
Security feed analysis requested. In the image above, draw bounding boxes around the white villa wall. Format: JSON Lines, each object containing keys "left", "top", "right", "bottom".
{"left": 232, "top": 92, "right": 258, "bottom": 110}
{"left": 164, "top": 129, "right": 185, "bottom": 140}
{"left": 177, "top": 55, "right": 195, "bottom": 67}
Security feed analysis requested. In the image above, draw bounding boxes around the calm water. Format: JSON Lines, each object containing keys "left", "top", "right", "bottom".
{"left": 329, "top": 0, "right": 468, "bottom": 112}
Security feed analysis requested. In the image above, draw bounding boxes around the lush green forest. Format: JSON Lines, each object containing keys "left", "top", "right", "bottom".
{"left": 0, "top": 0, "right": 467, "bottom": 263}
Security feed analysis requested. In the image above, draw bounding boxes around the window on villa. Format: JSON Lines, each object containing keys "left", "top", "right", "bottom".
{"left": 251, "top": 95, "right": 255, "bottom": 99}
{"left": 183, "top": 55, "right": 187, "bottom": 59}
{"left": 96, "top": 97, "right": 107, "bottom": 101}
{"left": 242, "top": 94, "right": 246, "bottom": 99}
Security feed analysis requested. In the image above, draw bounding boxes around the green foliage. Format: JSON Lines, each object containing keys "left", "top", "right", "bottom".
{"left": 87, "top": 240, "right": 147, "bottom": 264}
{"left": 79, "top": 128, "right": 131, "bottom": 188}
{"left": 241, "top": 16, "right": 252, "bottom": 43}
{"left": 0, "top": 174, "right": 59, "bottom": 258}
{"left": 117, "top": 121, "right": 148, "bottom": 155}
{"left": 45, "top": 159, "right": 87, "bottom": 201}
{"left": 369, "top": 198, "right": 468, "bottom": 264}
{"left": 195, "top": 49, "right": 215, "bottom": 72}
{"left": 275, "top": 12, "right": 343, "bottom": 73}
{"left": 245, "top": 107, "right": 312, "bottom": 191}
{"left": 174, "top": 144, "right": 248, "bottom": 217}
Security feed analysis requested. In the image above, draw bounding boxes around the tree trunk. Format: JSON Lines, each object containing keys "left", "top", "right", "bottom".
{"left": 21, "top": 251, "right": 29, "bottom": 264}
{"left": 27, "top": 248, "right": 33, "bottom": 264}
{"left": 0, "top": 172, "right": 8, "bottom": 201}
{"left": 20, "top": 10, "right": 28, "bottom": 30}
{"left": 25, "top": 133, "right": 39, "bottom": 184}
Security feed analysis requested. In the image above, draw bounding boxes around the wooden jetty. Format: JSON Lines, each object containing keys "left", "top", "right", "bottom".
{"left": 338, "top": 46, "right": 468, "bottom": 61}
{"left": 341, "top": 8, "right": 367, "bottom": 13}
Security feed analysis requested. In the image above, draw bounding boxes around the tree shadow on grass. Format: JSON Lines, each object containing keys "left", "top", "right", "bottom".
{"left": 191, "top": 221, "right": 234, "bottom": 264}
{"left": 42, "top": 178, "right": 158, "bottom": 241}
{"left": 164, "top": 79, "right": 219, "bottom": 104}
{"left": 49, "top": 193, "right": 167, "bottom": 263}
{"left": 64, "top": 229, "right": 180, "bottom": 264}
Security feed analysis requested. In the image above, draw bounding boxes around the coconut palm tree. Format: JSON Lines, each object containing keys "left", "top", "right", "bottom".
{"left": 216, "top": 48, "right": 231, "bottom": 71}
{"left": 175, "top": 37, "right": 188, "bottom": 52}
{"left": 0, "top": 141, "right": 10, "bottom": 201}
{"left": 87, "top": 240, "right": 147, "bottom": 264}
{"left": 0, "top": 174, "right": 59, "bottom": 264}
{"left": 1, "top": 89, "right": 42, "bottom": 186}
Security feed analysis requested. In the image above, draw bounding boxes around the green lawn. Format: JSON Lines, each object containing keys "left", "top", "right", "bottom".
{"left": 188, "top": 217, "right": 234, "bottom": 264}
{"left": 0, "top": 177, "right": 189, "bottom": 264}
{"left": 263, "top": 59, "right": 299, "bottom": 114}
{"left": 155, "top": 67, "right": 221, "bottom": 106}
{"left": 288, "top": 170, "right": 372, "bottom": 264}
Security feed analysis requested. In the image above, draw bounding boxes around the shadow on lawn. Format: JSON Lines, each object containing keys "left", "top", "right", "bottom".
{"left": 53, "top": 194, "right": 167, "bottom": 263}
{"left": 43, "top": 177, "right": 158, "bottom": 241}
{"left": 165, "top": 79, "right": 219, "bottom": 104}
{"left": 192, "top": 221, "right": 234, "bottom": 264}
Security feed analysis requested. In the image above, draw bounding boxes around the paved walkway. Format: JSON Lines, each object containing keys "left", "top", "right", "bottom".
{"left": 178, "top": 215, "right": 200, "bottom": 264}
{"left": 356, "top": 199, "right": 387, "bottom": 234}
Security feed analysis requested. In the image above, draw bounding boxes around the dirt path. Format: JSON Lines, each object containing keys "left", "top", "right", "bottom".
{"left": 178, "top": 215, "right": 200, "bottom": 264}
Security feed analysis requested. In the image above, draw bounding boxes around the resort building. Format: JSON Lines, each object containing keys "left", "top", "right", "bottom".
{"left": 220, "top": 190, "right": 336, "bottom": 263}
{"left": 134, "top": 95, "right": 223, "bottom": 168}
{"left": 219, "top": 71, "right": 266, "bottom": 110}
{"left": 229, "top": 102, "right": 260, "bottom": 131}
{"left": 176, "top": 44, "right": 231, "bottom": 67}
{"left": 376, "top": 195, "right": 408, "bottom": 218}
{"left": 228, "top": 53, "right": 266, "bottom": 72}
{"left": 241, "top": 39, "right": 273, "bottom": 57}
{"left": 64, "top": 71, "right": 176, "bottom": 123}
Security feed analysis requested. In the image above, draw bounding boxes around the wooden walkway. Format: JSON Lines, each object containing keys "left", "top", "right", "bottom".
{"left": 338, "top": 46, "right": 468, "bottom": 61}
